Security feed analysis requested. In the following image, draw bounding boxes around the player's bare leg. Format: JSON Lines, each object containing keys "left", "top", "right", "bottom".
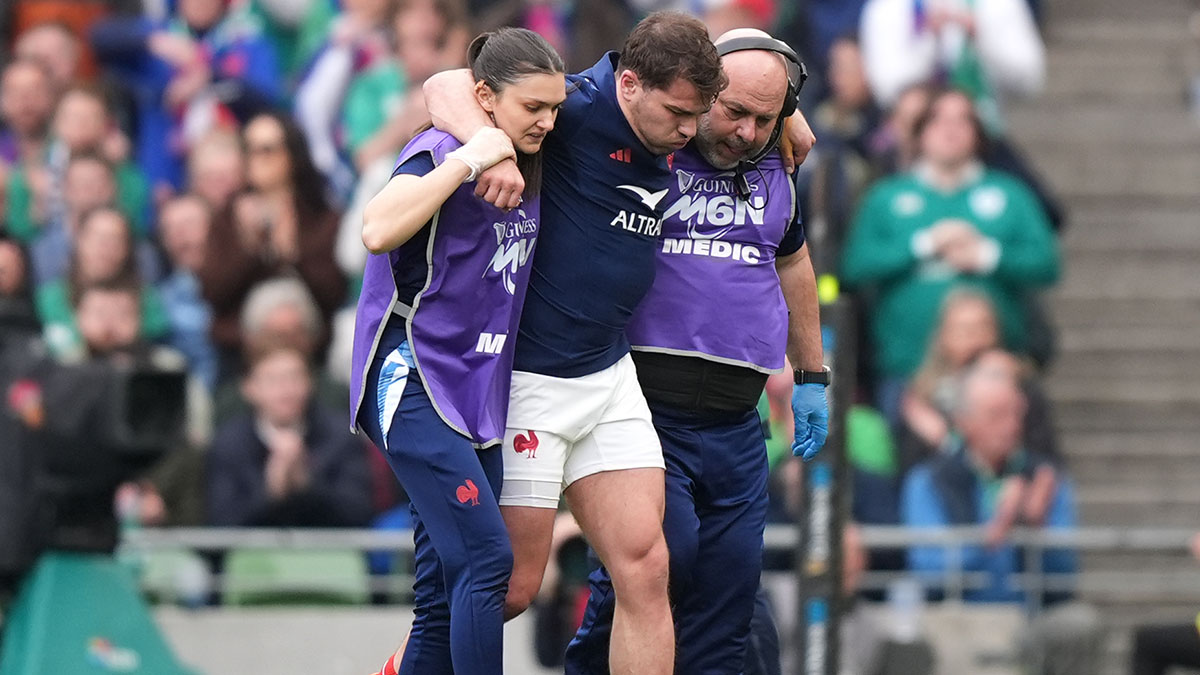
{"left": 500, "top": 505, "right": 558, "bottom": 619}
{"left": 566, "top": 468, "right": 673, "bottom": 675}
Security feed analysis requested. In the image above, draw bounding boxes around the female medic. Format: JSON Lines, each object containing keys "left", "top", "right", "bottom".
{"left": 350, "top": 27, "right": 565, "bottom": 675}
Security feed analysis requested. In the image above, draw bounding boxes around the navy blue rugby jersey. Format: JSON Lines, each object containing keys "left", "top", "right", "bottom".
{"left": 514, "top": 52, "right": 673, "bottom": 377}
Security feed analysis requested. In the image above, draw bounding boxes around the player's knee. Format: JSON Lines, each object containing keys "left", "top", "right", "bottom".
{"left": 609, "top": 534, "right": 670, "bottom": 598}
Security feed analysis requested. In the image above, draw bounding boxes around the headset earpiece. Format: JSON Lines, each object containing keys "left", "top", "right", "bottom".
{"left": 715, "top": 36, "right": 808, "bottom": 164}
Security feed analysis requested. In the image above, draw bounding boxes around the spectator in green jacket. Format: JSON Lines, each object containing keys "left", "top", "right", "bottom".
{"left": 340, "top": 0, "right": 469, "bottom": 172}
{"left": 840, "top": 88, "right": 1059, "bottom": 422}
{"left": 6, "top": 84, "right": 151, "bottom": 241}
{"left": 35, "top": 205, "right": 168, "bottom": 361}
{"left": 244, "top": 0, "right": 336, "bottom": 86}
{"left": 27, "top": 151, "right": 162, "bottom": 286}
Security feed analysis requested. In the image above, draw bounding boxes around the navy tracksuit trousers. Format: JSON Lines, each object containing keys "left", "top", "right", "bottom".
{"left": 360, "top": 348, "right": 512, "bottom": 675}
{"left": 565, "top": 403, "right": 772, "bottom": 674}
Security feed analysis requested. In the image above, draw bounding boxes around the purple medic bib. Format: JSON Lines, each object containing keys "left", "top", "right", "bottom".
{"left": 626, "top": 145, "right": 795, "bottom": 373}
{"left": 350, "top": 129, "right": 539, "bottom": 446}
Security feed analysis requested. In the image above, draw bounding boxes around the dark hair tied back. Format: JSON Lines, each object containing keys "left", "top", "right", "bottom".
{"left": 467, "top": 27, "right": 564, "bottom": 94}
{"left": 463, "top": 28, "right": 564, "bottom": 196}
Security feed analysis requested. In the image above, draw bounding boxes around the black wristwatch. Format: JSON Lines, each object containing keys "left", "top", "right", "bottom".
{"left": 794, "top": 365, "right": 831, "bottom": 386}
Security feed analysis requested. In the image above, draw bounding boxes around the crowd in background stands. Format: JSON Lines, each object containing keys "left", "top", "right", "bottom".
{"left": 0, "top": 0, "right": 1070, "bottom": 611}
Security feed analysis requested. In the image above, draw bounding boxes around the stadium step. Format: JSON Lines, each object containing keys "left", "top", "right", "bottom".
{"left": 1070, "top": 461, "right": 1200, "bottom": 491}
{"left": 1029, "top": 151, "right": 1200, "bottom": 200}
{"left": 1052, "top": 400, "right": 1200, "bottom": 432}
{"left": 1050, "top": 352, "right": 1200, "bottom": 382}
{"left": 1007, "top": 105, "right": 1199, "bottom": 142}
{"left": 1057, "top": 428, "right": 1200, "bottom": 456}
{"left": 1055, "top": 254, "right": 1200, "bottom": 300}
{"left": 1047, "top": 0, "right": 1190, "bottom": 22}
{"left": 1047, "top": 18, "right": 1188, "bottom": 46}
{"left": 1076, "top": 502, "right": 1200, "bottom": 530}
{"left": 1049, "top": 296, "right": 1200, "bottom": 328}
{"left": 1006, "top": 0, "right": 1200, "bottom": 671}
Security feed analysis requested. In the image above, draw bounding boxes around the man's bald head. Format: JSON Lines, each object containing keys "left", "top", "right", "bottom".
{"left": 713, "top": 27, "right": 775, "bottom": 45}
{"left": 695, "top": 29, "right": 791, "bottom": 169}
{"left": 714, "top": 29, "right": 790, "bottom": 93}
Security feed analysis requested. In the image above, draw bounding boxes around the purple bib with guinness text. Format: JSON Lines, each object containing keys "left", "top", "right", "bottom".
{"left": 350, "top": 129, "right": 539, "bottom": 446}
{"left": 626, "top": 146, "right": 794, "bottom": 373}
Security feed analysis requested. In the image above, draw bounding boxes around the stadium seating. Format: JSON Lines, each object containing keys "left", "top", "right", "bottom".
{"left": 222, "top": 549, "right": 370, "bottom": 606}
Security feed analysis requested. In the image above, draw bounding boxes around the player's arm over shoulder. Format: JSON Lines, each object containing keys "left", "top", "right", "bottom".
{"left": 424, "top": 69, "right": 490, "bottom": 142}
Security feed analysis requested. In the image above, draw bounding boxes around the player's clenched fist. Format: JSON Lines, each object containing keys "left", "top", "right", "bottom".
{"left": 475, "top": 159, "right": 525, "bottom": 211}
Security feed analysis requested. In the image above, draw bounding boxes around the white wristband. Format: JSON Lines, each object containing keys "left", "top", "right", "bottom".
{"left": 444, "top": 149, "right": 482, "bottom": 183}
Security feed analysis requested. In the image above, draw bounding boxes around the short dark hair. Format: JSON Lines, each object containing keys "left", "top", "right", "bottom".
{"left": 66, "top": 150, "right": 115, "bottom": 176}
{"left": 160, "top": 191, "right": 213, "bottom": 220}
{"left": 62, "top": 82, "right": 112, "bottom": 115}
{"left": 244, "top": 337, "right": 311, "bottom": 375}
{"left": 618, "top": 11, "right": 727, "bottom": 104}
{"left": 468, "top": 27, "right": 564, "bottom": 94}
{"left": 71, "top": 276, "right": 140, "bottom": 311}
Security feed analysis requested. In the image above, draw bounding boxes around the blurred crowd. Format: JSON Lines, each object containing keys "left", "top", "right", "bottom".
{"left": 1, "top": 0, "right": 1072, "bottom": 638}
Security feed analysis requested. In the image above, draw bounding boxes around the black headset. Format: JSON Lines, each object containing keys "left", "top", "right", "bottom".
{"left": 715, "top": 36, "right": 808, "bottom": 199}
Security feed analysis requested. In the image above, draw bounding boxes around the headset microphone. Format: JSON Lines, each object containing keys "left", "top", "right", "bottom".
{"left": 734, "top": 161, "right": 753, "bottom": 201}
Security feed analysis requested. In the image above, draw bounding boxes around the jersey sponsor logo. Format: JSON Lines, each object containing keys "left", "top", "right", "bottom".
{"left": 660, "top": 237, "right": 761, "bottom": 264}
{"left": 610, "top": 185, "right": 668, "bottom": 236}
{"left": 475, "top": 332, "right": 507, "bottom": 355}
{"left": 609, "top": 148, "right": 632, "bottom": 163}
{"left": 486, "top": 209, "right": 538, "bottom": 294}
{"left": 513, "top": 430, "right": 539, "bottom": 459}
{"left": 609, "top": 210, "right": 663, "bottom": 236}
{"left": 456, "top": 478, "right": 481, "bottom": 505}
{"left": 617, "top": 184, "right": 670, "bottom": 210}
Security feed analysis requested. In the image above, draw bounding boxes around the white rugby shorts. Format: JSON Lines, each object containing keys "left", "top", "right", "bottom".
{"left": 498, "top": 353, "right": 664, "bottom": 509}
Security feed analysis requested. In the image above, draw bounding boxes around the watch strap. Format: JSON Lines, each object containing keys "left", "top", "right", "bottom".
{"left": 794, "top": 366, "right": 831, "bottom": 386}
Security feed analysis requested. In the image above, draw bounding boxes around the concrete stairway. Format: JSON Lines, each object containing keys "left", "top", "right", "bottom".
{"left": 1006, "top": 0, "right": 1200, "bottom": 671}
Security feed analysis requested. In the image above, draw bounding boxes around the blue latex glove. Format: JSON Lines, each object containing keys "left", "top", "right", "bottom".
{"left": 792, "top": 383, "right": 829, "bottom": 461}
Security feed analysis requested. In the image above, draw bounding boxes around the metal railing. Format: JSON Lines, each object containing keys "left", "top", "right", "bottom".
{"left": 121, "top": 524, "right": 1200, "bottom": 607}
